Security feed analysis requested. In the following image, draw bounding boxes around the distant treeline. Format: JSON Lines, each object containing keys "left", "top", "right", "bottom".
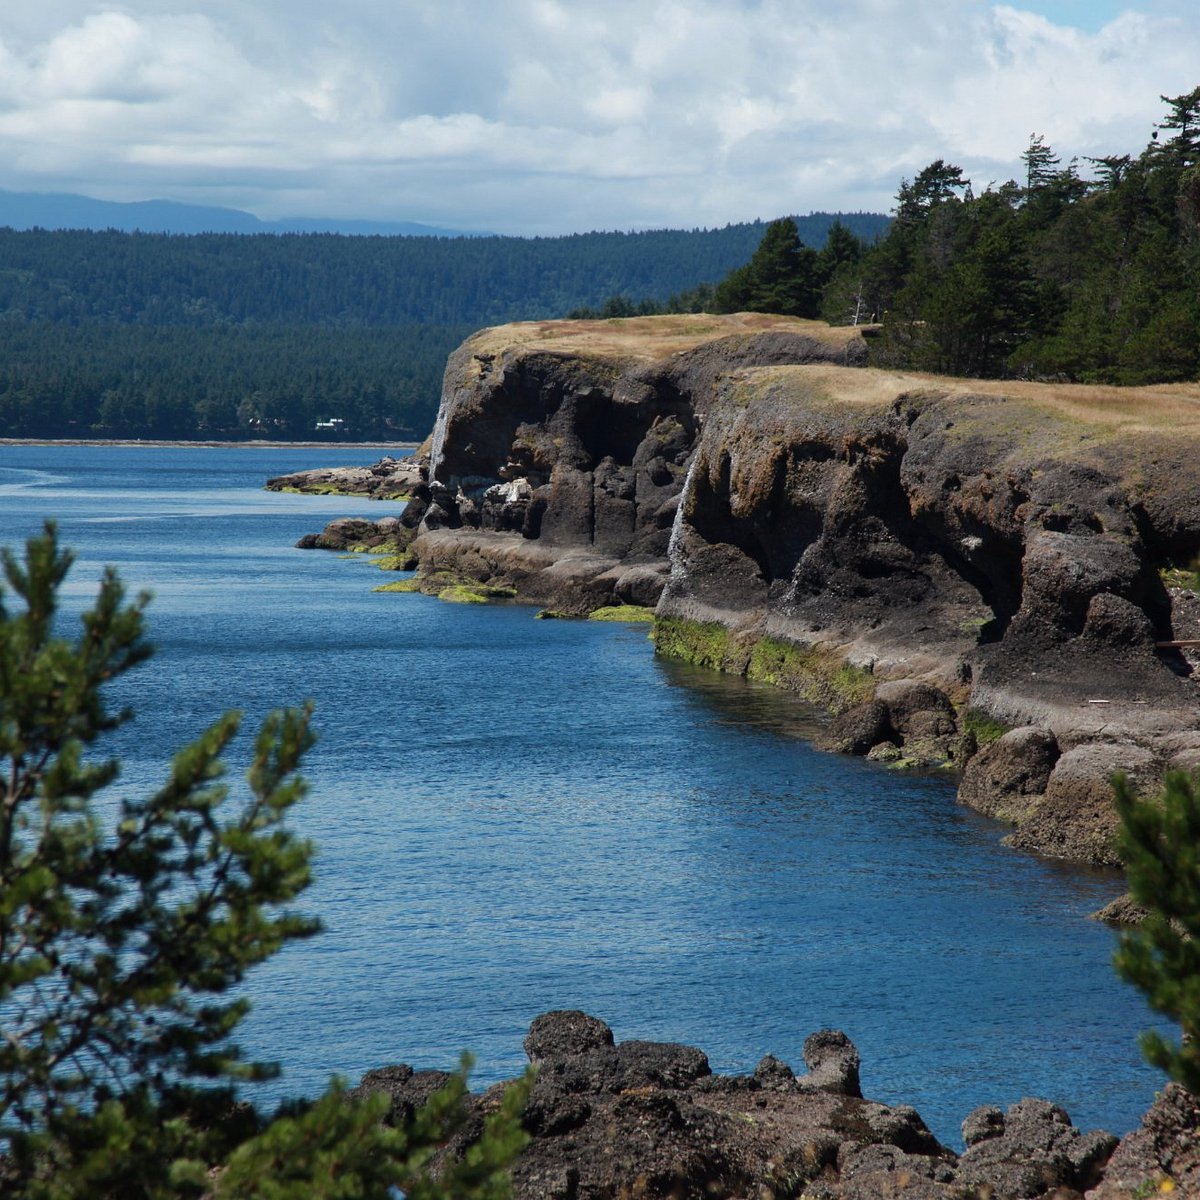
{"left": 0, "top": 213, "right": 888, "bottom": 440}
{"left": 0, "top": 323, "right": 474, "bottom": 440}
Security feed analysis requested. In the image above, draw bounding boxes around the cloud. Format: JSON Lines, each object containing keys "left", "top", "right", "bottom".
{"left": 0, "top": 1, "right": 1196, "bottom": 233}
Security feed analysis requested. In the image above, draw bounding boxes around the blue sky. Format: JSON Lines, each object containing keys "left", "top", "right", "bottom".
{"left": 1023, "top": 0, "right": 1135, "bottom": 31}
{"left": 0, "top": 2, "right": 1196, "bottom": 234}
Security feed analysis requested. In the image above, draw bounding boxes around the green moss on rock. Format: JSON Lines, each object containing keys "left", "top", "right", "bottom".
{"left": 438, "top": 584, "right": 518, "bottom": 604}
{"left": 373, "top": 579, "right": 421, "bottom": 593}
{"left": 746, "top": 637, "right": 874, "bottom": 713}
{"left": 587, "top": 605, "right": 656, "bottom": 623}
{"left": 653, "top": 617, "right": 742, "bottom": 672}
{"left": 439, "top": 586, "right": 490, "bottom": 604}
{"left": 1160, "top": 562, "right": 1200, "bottom": 592}
{"left": 654, "top": 620, "right": 874, "bottom": 714}
{"left": 961, "top": 708, "right": 1011, "bottom": 748}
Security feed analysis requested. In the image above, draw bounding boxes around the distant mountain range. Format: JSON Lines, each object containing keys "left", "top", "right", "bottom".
{"left": 0, "top": 188, "right": 483, "bottom": 237}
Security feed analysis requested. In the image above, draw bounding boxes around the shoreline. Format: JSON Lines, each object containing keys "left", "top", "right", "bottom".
{"left": 1, "top": 438, "right": 420, "bottom": 450}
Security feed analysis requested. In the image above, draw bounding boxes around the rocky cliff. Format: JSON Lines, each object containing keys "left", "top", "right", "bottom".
{"left": 318, "top": 316, "right": 1200, "bottom": 868}
{"left": 404, "top": 314, "right": 868, "bottom": 611}
{"left": 657, "top": 365, "right": 1200, "bottom": 864}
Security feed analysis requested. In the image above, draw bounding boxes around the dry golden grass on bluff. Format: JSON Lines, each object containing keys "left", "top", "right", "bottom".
{"left": 464, "top": 314, "right": 1200, "bottom": 436}
{"left": 458, "top": 312, "right": 866, "bottom": 365}
{"left": 715, "top": 359, "right": 1200, "bottom": 433}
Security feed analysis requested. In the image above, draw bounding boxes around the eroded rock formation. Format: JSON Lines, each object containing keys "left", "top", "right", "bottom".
{"left": 405, "top": 315, "right": 869, "bottom": 613}
{"left": 658, "top": 366, "right": 1200, "bottom": 864}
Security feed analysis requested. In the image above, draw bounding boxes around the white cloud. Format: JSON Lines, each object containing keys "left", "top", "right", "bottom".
{"left": 0, "top": 1, "right": 1196, "bottom": 233}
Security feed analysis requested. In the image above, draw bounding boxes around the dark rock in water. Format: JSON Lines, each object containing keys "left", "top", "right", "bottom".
{"left": 873, "top": 680, "right": 957, "bottom": 742}
{"left": 816, "top": 699, "right": 893, "bottom": 755}
{"left": 295, "top": 513, "right": 415, "bottom": 557}
{"left": 1091, "top": 893, "right": 1150, "bottom": 925}
{"left": 361, "top": 1011, "right": 1126, "bottom": 1200}
{"left": 817, "top": 682, "right": 959, "bottom": 766}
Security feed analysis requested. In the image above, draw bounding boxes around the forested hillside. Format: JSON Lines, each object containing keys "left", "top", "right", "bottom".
{"left": 0, "top": 213, "right": 887, "bottom": 440}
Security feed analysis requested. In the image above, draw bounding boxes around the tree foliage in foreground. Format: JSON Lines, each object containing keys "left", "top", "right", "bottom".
{"left": 0, "top": 524, "right": 529, "bottom": 1197}
{"left": 1114, "top": 770, "right": 1200, "bottom": 1094}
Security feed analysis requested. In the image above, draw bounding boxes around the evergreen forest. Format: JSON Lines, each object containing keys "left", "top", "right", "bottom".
{"left": 696, "top": 87, "right": 1200, "bottom": 385}
{"left": 0, "top": 214, "right": 885, "bottom": 441}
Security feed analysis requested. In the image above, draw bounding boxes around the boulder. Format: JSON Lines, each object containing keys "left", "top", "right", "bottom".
{"left": 1006, "top": 742, "right": 1156, "bottom": 866}
{"left": 955, "top": 1098, "right": 1117, "bottom": 1196}
{"left": 524, "top": 1010, "right": 614, "bottom": 1063}
{"left": 963, "top": 1105, "right": 1006, "bottom": 1146}
{"left": 873, "top": 680, "right": 958, "bottom": 741}
{"left": 347, "top": 1063, "right": 457, "bottom": 1126}
{"left": 796, "top": 1029, "right": 863, "bottom": 1098}
{"left": 958, "top": 727, "right": 1060, "bottom": 821}
{"left": 1090, "top": 894, "right": 1150, "bottom": 925}
{"left": 816, "top": 699, "right": 893, "bottom": 756}
{"left": 1087, "top": 1083, "right": 1200, "bottom": 1198}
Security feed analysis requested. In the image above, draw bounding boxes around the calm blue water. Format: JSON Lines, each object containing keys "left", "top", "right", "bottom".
{"left": 0, "top": 444, "right": 1171, "bottom": 1147}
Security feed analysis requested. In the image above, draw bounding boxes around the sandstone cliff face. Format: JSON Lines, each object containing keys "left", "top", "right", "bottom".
{"left": 394, "top": 317, "right": 1200, "bottom": 866}
{"left": 659, "top": 366, "right": 1200, "bottom": 863}
{"left": 407, "top": 315, "right": 868, "bottom": 611}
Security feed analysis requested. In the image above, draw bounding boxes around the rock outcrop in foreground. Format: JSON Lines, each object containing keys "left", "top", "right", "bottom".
{"left": 300, "top": 315, "right": 1200, "bottom": 868}
{"left": 352, "top": 1010, "right": 1194, "bottom": 1199}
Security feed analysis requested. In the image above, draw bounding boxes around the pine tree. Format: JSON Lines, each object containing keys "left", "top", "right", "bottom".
{"left": 712, "top": 217, "right": 819, "bottom": 317}
{"left": 893, "top": 160, "right": 970, "bottom": 225}
{"left": 1022, "top": 134, "right": 1061, "bottom": 193}
{"left": 1156, "top": 86, "right": 1200, "bottom": 166}
{"left": 814, "top": 220, "right": 865, "bottom": 289}
{"left": 1113, "top": 770, "right": 1200, "bottom": 1094}
{"left": 0, "top": 524, "right": 529, "bottom": 1197}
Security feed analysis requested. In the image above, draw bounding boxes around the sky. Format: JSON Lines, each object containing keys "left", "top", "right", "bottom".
{"left": 0, "top": 1, "right": 1197, "bottom": 236}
